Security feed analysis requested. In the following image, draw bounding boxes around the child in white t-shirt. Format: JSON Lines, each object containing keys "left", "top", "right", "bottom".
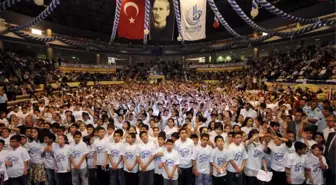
{"left": 122, "top": 133, "right": 139, "bottom": 185}
{"left": 285, "top": 141, "right": 312, "bottom": 185}
{"left": 93, "top": 127, "right": 109, "bottom": 185}
{"left": 192, "top": 133, "right": 212, "bottom": 185}
{"left": 227, "top": 131, "right": 248, "bottom": 185}
{"left": 305, "top": 144, "right": 328, "bottom": 185}
{"left": 28, "top": 128, "right": 46, "bottom": 184}
{"left": 154, "top": 132, "right": 166, "bottom": 185}
{"left": 164, "top": 118, "right": 178, "bottom": 139}
{"left": 53, "top": 135, "right": 71, "bottom": 185}
{"left": 161, "top": 139, "right": 180, "bottom": 185}
{"left": 137, "top": 131, "right": 157, "bottom": 185}
{"left": 244, "top": 129, "right": 268, "bottom": 185}
{"left": 83, "top": 134, "right": 97, "bottom": 185}
{"left": 70, "top": 131, "right": 89, "bottom": 185}
{"left": 6, "top": 135, "right": 30, "bottom": 184}
{"left": 0, "top": 139, "right": 9, "bottom": 183}
{"left": 210, "top": 135, "right": 228, "bottom": 185}
{"left": 107, "top": 129, "right": 125, "bottom": 185}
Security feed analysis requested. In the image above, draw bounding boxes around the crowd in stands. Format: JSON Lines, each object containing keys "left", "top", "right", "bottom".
{"left": 0, "top": 42, "right": 335, "bottom": 185}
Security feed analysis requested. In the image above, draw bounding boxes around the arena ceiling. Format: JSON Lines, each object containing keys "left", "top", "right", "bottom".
{"left": 7, "top": 0, "right": 323, "bottom": 44}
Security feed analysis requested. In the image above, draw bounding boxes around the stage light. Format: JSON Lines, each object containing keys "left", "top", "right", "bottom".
{"left": 34, "top": 0, "right": 44, "bottom": 6}
{"left": 31, "top": 28, "right": 42, "bottom": 35}
{"left": 262, "top": 32, "right": 268, "bottom": 36}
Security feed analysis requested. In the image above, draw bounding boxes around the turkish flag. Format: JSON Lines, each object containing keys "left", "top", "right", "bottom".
{"left": 118, "top": 0, "right": 145, "bottom": 39}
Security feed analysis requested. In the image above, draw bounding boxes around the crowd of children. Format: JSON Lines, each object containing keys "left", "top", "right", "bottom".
{"left": 0, "top": 83, "right": 334, "bottom": 185}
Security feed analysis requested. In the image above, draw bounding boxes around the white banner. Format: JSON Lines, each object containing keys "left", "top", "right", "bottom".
{"left": 180, "top": 0, "right": 206, "bottom": 41}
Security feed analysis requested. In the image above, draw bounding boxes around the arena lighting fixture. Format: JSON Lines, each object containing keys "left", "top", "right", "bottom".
{"left": 262, "top": 32, "right": 268, "bottom": 36}
{"left": 31, "top": 28, "right": 42, "bottom": 35}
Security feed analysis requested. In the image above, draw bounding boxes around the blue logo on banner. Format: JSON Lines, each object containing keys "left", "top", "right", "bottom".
{"left": 187, "top": 4, "right": 202, "bottom": 25}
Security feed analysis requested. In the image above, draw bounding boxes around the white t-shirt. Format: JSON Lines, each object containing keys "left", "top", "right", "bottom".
{"left": 163, "top": 126, "right": 178, "bottom": 140}
{"left": 122, "top": 143, "right": 138, "bottom": 173}
{"left": 54, "top": 144, "right": 71, "bottom": 173}
{"left": 137, "top": 141, "right": 157, "bottom": 171}
{"left": 286, "top": 153, "right": 307, "bottom": 184}
{"left": 0, "top": 150, "right": 9, "bottom": 181}
{"left": 42, "top": 143, "right": 57, "bottom": 169}
{"left": 210, "top": 147, "right": 228, "bottom": 177}
{"left": 93, "top": 138, "right": 108, "bottom": 166}
{"left": 192, "top": 144, "right": 212, "bottom": 174}
{"left": 269, "top": 143, "right": 289, "bottom": 172}
{"left": 27, "top": 140, "right": 43, "bottom": 165}
{"left": 1, "top": 137, "right": 10, "bottom": 151}
{"left": 227, "top": 143, "right": 248, "bottom": 173}
{"left": 241, "top": 127, "right": 253, "bottom": 135}
{"left": 298, "top": 138, "right": 317, "bottom": 151}
{"left": 154, "top": 146, "right": 166, "bottom": 174}
{"left": 245, "top": 141, "right": 266, "bottom": 176}
{"left": 6, "top": 146, "right": 30, "bottom": 178}
{"left": 174, "top": 138, "right": 195, "bottom": 168}
{"left": 87, "top": 144, "right": 96, "bottom": 169}
{"left": 106, "top": 141, "right": 123, "bottom": 169}
{"left": 305, "top": 154, "right": 328, "bottom": 185}
{"left": 161, "top": 149, "right": 180, "bottom": 180}
{"left": 70, "top": 141, "right": 89, "bottom": 169}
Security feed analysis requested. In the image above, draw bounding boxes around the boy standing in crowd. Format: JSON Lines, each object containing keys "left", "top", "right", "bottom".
{"left": 227, "top": 132, "right": 247, "bottom": 185}
{"left": 122, "top": 133, "right": 139, "bottom": 185}
{"left": 6, "top": 135, "right": 30, "bottom": 185}
{"left": 107, "top": 129, "right": 125, "bottom": 185}
{"left": 70, "top": 131, "right": 89, "bottom": 185}
{"left": 137, "top": 131, "right": 156, "bottom": 185}
{"left": 162, "top": 139, "right": 180, "bottom": 185}
{"left": 154, "top": 132, "right": 166, "bottom": 185}
{"left": 210, "top": 135, "right": 228, "bottom": 185}
{"left": 286, "top": 141, "right": 312, "bottom": 185}
{"left": 174, "top": 128, "right": 195, "bottom": 185}
{"left": 192, "top": 133, "right": 212, "bottom": 185}
{"left": 94, "top": 127, "right": 109, "bottom": 185}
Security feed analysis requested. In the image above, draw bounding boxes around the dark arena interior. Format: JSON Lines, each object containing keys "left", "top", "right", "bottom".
{"left": 0, "top": 0, "right": 335, "bottom": 185}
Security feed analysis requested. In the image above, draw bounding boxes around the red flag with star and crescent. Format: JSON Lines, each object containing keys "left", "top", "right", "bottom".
{"left": 118, "top": 0, "right": 145, "bottom": 39}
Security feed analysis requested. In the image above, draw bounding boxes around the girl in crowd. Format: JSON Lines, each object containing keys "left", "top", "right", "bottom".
{"left": 53, "top": 135, "right": 71, "bottom": 185}
{"left": 28, "top": 128, "right": 46, "bottom": 185}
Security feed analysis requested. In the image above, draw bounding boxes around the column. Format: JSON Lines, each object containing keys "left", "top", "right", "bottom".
{"left": 0, "top": 40, "right": 4, "bottom": 51}
{"left": 181, "top": 55, "right": 185, "bottom": 68}
{"left": 128, "top": 55, "right": 132, "bottom": 65}
{"left": 211, "top": 52, "right": 216, "bottom": 63}
{"left": 205, "top": 53, "right": 210, "bottom": 63}
{"left": 96, "top": 54, "right": 100, "bottom": 64}
{"left": 45, "top": 29, "right": 53, "bottom": 61}
{"left": 252, "top": 47, "right": 259, "bottom": 60}
{"left": 46, "top": 46, "right": 53, "bottom": 61}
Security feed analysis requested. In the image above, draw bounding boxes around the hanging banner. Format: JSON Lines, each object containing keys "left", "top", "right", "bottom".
{"left": 180, "top": 0, "right": 206, "bottom": 41}
{"left": 149, "top": 0, "right": 175, "bottom": 41}
{"left": 118, "top": 0, "right": 145, "bottom": 39}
